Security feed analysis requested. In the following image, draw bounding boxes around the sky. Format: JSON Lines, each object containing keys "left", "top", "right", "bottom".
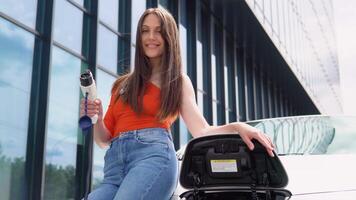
{"left": 333, "top": 0, "right": 356, "bottom": 115}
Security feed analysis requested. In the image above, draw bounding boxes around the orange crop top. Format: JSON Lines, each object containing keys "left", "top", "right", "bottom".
{"left": 104, "top": 82, "right": 176, "bottom": 139}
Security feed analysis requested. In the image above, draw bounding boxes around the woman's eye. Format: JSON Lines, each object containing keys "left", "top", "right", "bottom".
{"left": 142, "top": 30, "right": 148, "bottom": 33}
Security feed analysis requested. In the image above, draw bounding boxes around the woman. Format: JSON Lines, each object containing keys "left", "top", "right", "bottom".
{"left": 81, "top": 7, "right": 274, "bottom": 200}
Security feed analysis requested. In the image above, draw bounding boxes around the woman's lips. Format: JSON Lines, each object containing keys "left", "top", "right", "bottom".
{"left": 146, "top": 44, "right": 160, "bottom": 48}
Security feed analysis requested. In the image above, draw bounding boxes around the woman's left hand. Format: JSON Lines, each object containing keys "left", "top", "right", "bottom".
{"left": 235, "top": 122, "right": 275, "bottom": 157}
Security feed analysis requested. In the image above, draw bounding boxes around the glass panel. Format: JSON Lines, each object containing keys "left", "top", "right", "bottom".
{"left": 159, "top": 0, "right": 169, "bottom": 9}
{"left": 196, "top": 2, "right": 203, "bottom": 112}
{"left": 264, "top": 0, "right": 271, "bottom": 23}
{"left": 0, "top": 0, "right": 37, "bottom": 28}
{"left": 91, "top": 69, "right": 116, "bottom": 189}
{"left": 179, "top": 24, "right": 187, "bottom": 74}
{"left": 117, "top": 37, "right": 130, "bottom": 72}
{"left": 178, "top": 0, "right": 189, "bottom": 145}
{"left": 53, "top": 0, "right": 83, "bottom": 54}
{"left": 278, "top": 0, "right": 285, "bottom": 49}
{"left": 179, "top": 0, "right": 188, "bottom": 72}
{"left": 97, "top": 25, "right": 118, "bottom": 73}
{"left": 255, "top": 0, "right": 263, "bottom": 9}
{"left": 224, "top": 65, "right": 229, "bottom": 122}
{"left": 271, "top": 0, "right": 279, "bottom": 36}
{"left": 131, "top": 0, "right": 146, "bottom": 68}
{"left": 44, "top": 46, "right": 81, "bottom": 199}
{"left": 179, "top": 116, "right": 189, "bottom": 147}
{"left": 72, "top": 0, "right": 83, "bottom": 6}
{"left": 285, "top": 1, "right": 291, "bottom": 56}
{"left": 131, "top": 0, "right": 146, "bottom": 42}
{"left": 214, "top": 23, "right": 225, "bottom": 124}
{"left": 196, "top": 40, "right": 204, "bottom": 113}
{"left": 226, "top": 40, "right": 236, "bottom": 122}
{"left": 235, "top": 69, "right": 240, "bottom": 120}
{"left": 211, "top": 54, "right": 217, "bottom": 126}
{"left": 0, "top": 17, "right": 34, "bottom": 200}
{"left": 99, "top": 0, "right": 118, "bottom": 30}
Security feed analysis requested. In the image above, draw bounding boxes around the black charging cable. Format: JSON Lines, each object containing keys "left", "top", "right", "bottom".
{"left": 84, "top": 132, "right": 93, "bottom": 200}
{"left": 80, "top": 92, "right": 93, "bottom": 200}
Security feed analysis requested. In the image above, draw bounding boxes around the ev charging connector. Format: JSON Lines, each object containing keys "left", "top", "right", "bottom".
{"left": 79, "top": 69, "right": 98, "bottom": 131}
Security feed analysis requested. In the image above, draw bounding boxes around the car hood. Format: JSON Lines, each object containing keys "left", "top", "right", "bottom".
{"left": 174, "top": 154, "right": 356, "bottom": 199}
{"left": 279, "top": 154, "right": 356, "bottom": 197}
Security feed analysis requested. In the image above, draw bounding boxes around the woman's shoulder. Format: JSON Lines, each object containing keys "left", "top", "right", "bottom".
{"left": 181, "top": 73, "right": 195, "bottom": 93}
{"left": 181, "top": 73, "right": 192, "bottom": 84}
{"left": 182, "top": 73, "right": 193, "bottom": 85}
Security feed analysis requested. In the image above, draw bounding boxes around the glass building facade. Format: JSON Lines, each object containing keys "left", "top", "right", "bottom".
{"left": 0, "top": 0, "right": 340, "bottom": 199}
{"left": 245, "top": 0, "right": 342, "bottom": 114}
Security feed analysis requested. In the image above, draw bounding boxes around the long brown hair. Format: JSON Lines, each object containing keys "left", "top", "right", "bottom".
{"left": 111, "top": 7, "right": 182, "bottom": 121}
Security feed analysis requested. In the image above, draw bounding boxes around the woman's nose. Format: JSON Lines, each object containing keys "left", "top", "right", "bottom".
{"left": 148, "top": 31, "right": 155, "bottom": 39}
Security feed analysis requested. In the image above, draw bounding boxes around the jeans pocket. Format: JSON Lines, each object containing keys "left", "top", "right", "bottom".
{"left": 104, "top": 142, "right": 116, "bottom": 164}
{"left": 135, "top": 131, "right": 169, "bottom": 146}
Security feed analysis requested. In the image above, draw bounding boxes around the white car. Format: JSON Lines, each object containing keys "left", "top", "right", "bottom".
{"left": 173, "top": 115, "right": 356, "bottom": 200}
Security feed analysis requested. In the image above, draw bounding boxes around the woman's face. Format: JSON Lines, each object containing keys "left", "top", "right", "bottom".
{"left": 141, "top": 14, "right": 165, "bottom": 63}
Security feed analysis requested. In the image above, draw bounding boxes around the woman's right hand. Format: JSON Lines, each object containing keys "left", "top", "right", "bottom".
{"left": 80, "top": 98, "right": 103, "bottom": 120}
{"left": 80, "top": 98, "right": 110, "bottom": 147}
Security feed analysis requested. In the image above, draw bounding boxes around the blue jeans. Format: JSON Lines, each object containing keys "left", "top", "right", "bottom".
{"left": 88, "top": 128, "right": 178, "bottom": 200}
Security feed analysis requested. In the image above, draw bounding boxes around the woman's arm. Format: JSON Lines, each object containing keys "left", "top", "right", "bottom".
{"left": 93, "top": 118, "right": 111, "bottom": 148}
{"left": 80, "top": 99, "right": 111, "bottom": 148}
{"left": 180, "top": 74, "right": 274, "bottom": 157}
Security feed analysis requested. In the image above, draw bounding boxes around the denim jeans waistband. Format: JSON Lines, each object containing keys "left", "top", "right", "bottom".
{"left": 110, "top": 127, "right": 172, "bottom": 143}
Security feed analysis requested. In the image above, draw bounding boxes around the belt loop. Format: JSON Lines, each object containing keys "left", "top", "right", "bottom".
{"left": 168, "top": 131, "right": 173, "bottom": 142}
{"left": 133, "top": 130, "right": 138, "bottom": 139}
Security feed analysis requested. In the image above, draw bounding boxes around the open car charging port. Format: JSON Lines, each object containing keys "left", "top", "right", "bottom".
{"left": 206, "top": 144, "right": 251, "bottom": 179}
{"left": 179, "top": 134, "right": 291, "bottom": 200}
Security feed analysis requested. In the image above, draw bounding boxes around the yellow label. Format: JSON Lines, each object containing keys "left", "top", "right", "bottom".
{"left": 211, "top": 159, "right": 236, "bottom": 163}
{"left": 210, "top": 159, "right": 238, "bottom": 172}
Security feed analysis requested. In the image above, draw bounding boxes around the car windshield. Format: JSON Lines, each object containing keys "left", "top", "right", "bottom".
{"left": 247, "top": 115, "right": 356, "bottom": 156}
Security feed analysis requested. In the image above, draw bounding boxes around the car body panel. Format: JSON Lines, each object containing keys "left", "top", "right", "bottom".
{"left": 280, "top": 154, "right": 356, "bottom": 198}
